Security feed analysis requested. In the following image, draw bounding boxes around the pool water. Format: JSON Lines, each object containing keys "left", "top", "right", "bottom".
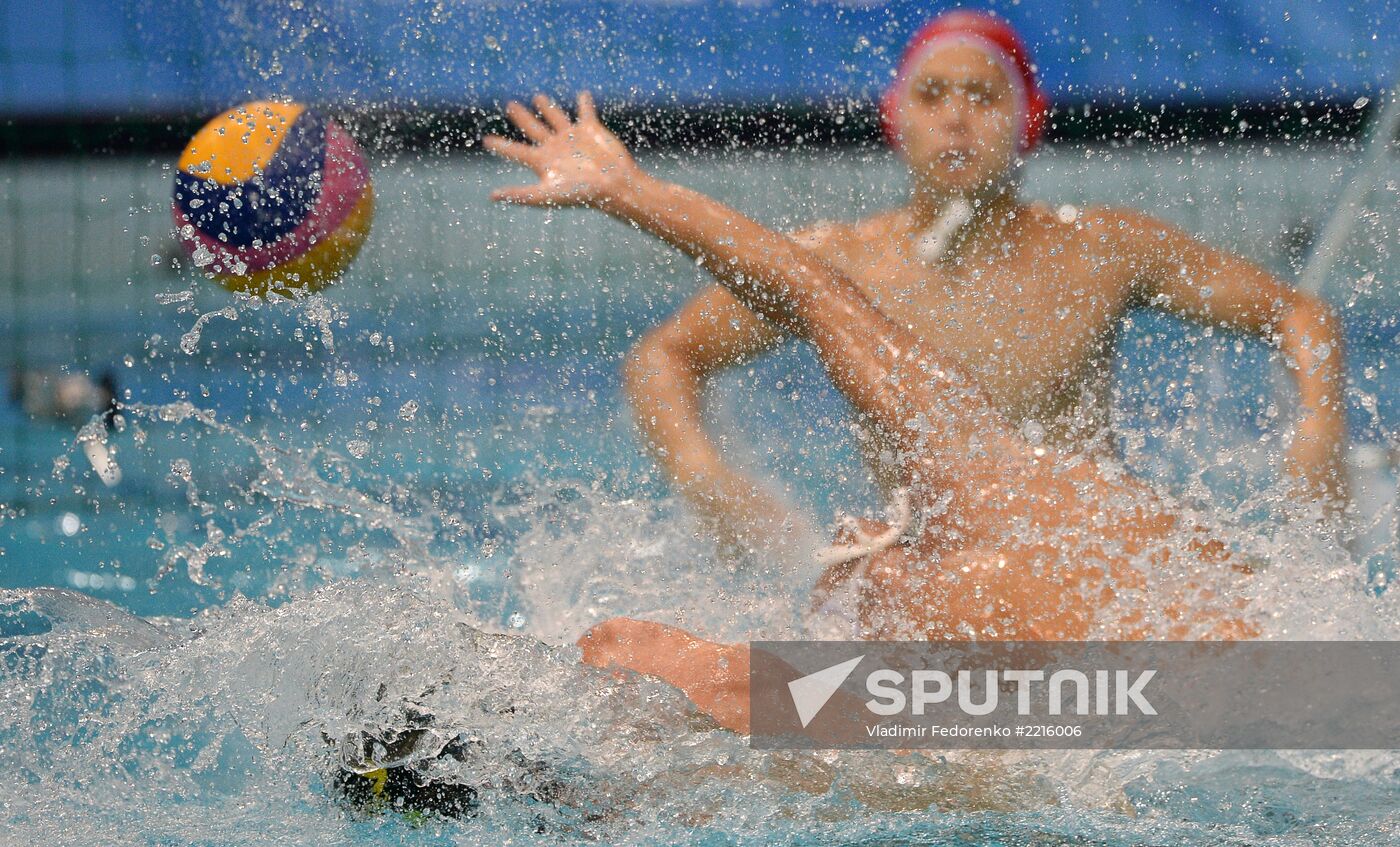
{"left": 1, "top": 145, "right": 1398, "bottom": 844}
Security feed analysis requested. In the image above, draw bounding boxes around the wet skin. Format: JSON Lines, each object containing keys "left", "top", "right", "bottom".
{"left": 486, "top": 93, "right": 1260, "bottom": 733}
{"left": 622, "top": 43, "right": 1349, "bottom": 553}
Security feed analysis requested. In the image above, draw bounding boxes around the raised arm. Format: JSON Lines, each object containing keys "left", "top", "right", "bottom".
{"left": 1104, "top": 207, "right": 1350, "bottom": 510}
{"left": 484, "top": 94, "right": 1026, "bottom": 501}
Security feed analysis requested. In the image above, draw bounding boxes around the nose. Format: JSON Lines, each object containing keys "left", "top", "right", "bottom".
{"left": 934, "top": 95, "right": 975, "bottom": 137}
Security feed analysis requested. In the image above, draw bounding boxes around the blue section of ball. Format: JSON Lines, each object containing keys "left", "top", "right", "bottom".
{"left": 173, "top": 110, "right": 327, "bottom": 248}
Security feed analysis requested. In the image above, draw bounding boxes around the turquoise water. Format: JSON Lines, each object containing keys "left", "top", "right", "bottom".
{"left": 1, "top": 144, "right": 1398, "bottom": 843}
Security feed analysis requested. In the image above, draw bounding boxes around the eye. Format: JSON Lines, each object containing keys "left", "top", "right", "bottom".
{"left": 913, "top": 80, "right": 947, "bottom": 103}
{"left": 962, "top": 85, "right": 998, "bottom": 106}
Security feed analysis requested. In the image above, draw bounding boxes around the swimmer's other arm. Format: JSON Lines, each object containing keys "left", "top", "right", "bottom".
{"left": 623, "top": 285, "right": 791, "bottom": 550}
{"left": 1103, "top": 207, "right": 1350, "bottom": 511}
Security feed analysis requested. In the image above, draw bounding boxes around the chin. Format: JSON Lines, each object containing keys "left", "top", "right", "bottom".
{"left": 919, "top": 169, "right": 995, "bottom": 197}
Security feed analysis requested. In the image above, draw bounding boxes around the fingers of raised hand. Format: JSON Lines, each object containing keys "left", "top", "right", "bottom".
{"left": 489, "top": 184, "right": 551, "bottom": 206}
{"left": 505, "top": 100, "right": 551, "bottom": 142}
{"left": 576, "top": 91, "right": 599, "bottom": 125}
{"left": 482, "top": 135, "right": 538, "bottom": 167}
{"left": 532, "top": 94, "right": 573, "bottom": 132}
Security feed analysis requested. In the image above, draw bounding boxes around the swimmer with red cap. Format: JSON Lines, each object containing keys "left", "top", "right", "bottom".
{"left": 484, "top": 89, "right": 1269, "bottom": 734}
{"left": 620, "top": 10, "right": 1349, "bottom": 594}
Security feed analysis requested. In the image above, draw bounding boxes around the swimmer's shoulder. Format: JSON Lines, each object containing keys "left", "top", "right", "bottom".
{"left": 1027, "top": 201, "right": 1181, "bottom": 261}
{"left": 1054, "top": 203, "right": 1181, "bottom": 246}
{"left": 1032, "top": 203, "right": 1190, "bottom": 302}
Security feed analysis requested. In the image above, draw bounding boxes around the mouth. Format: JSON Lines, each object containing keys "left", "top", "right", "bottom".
{"left": 936, "top": 149, "right": 976, "bottom": 171}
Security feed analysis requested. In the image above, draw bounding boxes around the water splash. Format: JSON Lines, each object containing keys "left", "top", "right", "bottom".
{"left": 0, "top": 583, "right": 1087, "bottom": 845}
{"left": 111, "top": 400, "right": 447, "bottom": 594}
{"left": 163, "top": 287, "right": 348, "bottom": 357}
{"left": 179, "top": 305, "right": 239, "bottom": 355}
{"left": 495, "top": 476, "right": 806, "bottom": 645}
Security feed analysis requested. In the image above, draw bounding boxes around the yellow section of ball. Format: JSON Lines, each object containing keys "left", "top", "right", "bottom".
{"left": 215, "top": 185, "right": 374, "bottom": 298}
{"left": 177, "top": 100, "right": 306, "bottom": 185}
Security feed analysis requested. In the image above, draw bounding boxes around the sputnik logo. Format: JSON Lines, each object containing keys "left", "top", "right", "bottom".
{"left": 787, "top": 655, "right": 864, "bottom": 728}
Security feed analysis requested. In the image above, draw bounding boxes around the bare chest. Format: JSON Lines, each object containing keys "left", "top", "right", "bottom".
{"left": 832, "top": 237, "right": 1132, "bottom": 418}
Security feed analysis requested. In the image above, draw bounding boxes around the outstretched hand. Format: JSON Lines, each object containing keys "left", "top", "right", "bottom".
{"left": 484, "top": 92, "right": 640, "bottom": 207}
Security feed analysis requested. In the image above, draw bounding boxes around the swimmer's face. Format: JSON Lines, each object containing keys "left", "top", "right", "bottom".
{"left": 895, "top": 42, "right": 1021, "bottom": 194}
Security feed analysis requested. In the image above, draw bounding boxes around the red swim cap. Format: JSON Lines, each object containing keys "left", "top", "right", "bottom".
{"left": 880, "top": 10, "right": 1050, "bottom": 153}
